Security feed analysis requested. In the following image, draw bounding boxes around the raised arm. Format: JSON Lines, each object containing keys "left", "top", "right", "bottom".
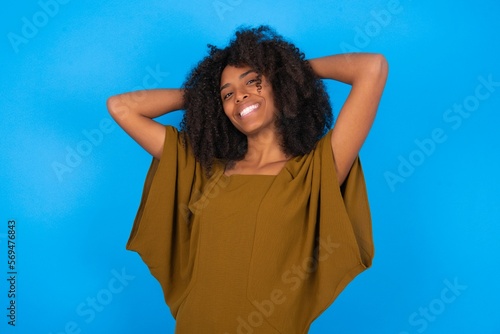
{"left": 308, "top": 53, "right": 388, "bottom": 184}
{"left": 107, "top": 89, "right": 184, "bottom": 159}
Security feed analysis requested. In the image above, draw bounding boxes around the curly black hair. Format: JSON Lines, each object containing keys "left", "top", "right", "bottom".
{"left": 180, "top": 25, "right": 333, "bottom": 174}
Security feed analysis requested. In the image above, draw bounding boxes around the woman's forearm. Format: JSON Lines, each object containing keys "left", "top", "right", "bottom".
{"left": 308, "top": 53, "right": 388, "bottom": 85}
{"left": 107, "top": 89, "right": 184, "bottom": 120}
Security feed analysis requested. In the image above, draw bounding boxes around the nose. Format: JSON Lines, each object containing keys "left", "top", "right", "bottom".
{"left": 235, "top": 91, "right": 249, "bottom": 103}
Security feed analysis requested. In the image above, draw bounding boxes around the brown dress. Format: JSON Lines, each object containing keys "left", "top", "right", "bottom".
{"left": 126, "top": 126, "right": 374, "bottom": 333}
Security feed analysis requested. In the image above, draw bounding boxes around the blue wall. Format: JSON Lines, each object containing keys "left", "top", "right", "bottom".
{"left": 1, "top": 0, "right": 499, "bottom": 333}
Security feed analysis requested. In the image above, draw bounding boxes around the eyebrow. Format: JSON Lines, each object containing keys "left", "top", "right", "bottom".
{"left": 220, "top": 69, "right": 257, "bottom": 92}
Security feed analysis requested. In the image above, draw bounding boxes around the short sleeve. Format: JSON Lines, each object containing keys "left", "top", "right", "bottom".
{"left": 126, "top": 125, "right": 204, "bottom": 317}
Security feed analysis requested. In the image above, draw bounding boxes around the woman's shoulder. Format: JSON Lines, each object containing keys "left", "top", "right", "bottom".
{"left": 282, "top": 129, "right": 334, "bottom": 178}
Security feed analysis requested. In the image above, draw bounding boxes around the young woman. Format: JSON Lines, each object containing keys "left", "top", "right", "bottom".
{"left": 107, "top": 26, "right": 388, "bottom": 333}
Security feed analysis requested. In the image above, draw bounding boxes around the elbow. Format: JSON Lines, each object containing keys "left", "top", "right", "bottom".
{"left": 106, "top": 95, "right": 117, "bottom": 116}
{"left": 106, "top": 95, "right": 119, "bottom": 115}
{"left": 372, "top": 54, "right": 389, "bottom": 80}
{"left": 359, "top": 54, "right": 388, "bottom": 89}
{"left": 106, "top": 95, "right": 128, "bottom": 121}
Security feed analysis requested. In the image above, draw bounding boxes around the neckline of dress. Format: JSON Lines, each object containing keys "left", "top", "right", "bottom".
{"left": 224, "top": 173, "right": 277, "bottom": 178}
{"left": 221, "top": 158, "right": 293, "bottom": 178}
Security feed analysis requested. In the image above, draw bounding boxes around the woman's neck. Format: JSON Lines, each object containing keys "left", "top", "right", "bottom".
{"left": 224, "top": 129, "right": 289, "bottom": 176}
{"left": 244, "top": 129, "right": 287, "bottom": 166}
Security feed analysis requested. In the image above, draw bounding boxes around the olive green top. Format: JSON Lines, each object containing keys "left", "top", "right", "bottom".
{"left": 127, "top": 126, "right": 374, "bottom": 333}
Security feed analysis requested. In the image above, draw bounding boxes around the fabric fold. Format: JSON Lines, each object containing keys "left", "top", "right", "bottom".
{"left": 126, "top": 126, "right": 374, "bottom": 333}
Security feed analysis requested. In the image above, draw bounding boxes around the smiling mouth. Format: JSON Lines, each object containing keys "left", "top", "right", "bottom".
{"left": 239, "top": 103, "right": 259, "bottom": 117}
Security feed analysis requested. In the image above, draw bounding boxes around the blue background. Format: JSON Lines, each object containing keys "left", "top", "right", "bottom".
{"left": 1, "top": 0, "right": 499, "bottom": 333}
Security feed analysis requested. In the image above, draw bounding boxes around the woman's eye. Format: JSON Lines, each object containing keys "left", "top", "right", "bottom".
{"left": 247, "top": 78, "right": 257, "bottom": 85}
{"left": 223, "top": 92, "right": 232, "bottom": 100}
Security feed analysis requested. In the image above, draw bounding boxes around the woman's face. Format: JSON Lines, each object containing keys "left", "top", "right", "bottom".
{"left": 220, "top": 65, "right": 278, "bottom": 136}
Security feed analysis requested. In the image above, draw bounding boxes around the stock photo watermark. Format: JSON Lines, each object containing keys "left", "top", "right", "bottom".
{"left": 340, "top": 0, "right": 405, "bottom": 54}
{"left": 399, "top": 277, "right": 467, "bottom": 334}
{"left": 52, "top": 64, "right": 169, "bottom": 182}
{"left": 385, "top": 74, "right": 500, "bottom": 192}
{"left": 5, "top": 219, "right": 17, "bottom": 327}
{"left": 224, "top": 236, "right": 340, "bottom": 333}
{"left": 105, "top": 64, "right": 170, "bottom": 121}
{"left": 178, "top": 173, "right": 230, "bottom": 224}
{"left": 48, "top": 267, "right": 135, "bottom": 334}
{"left": 7, "top": 0, "right": 72, "bottom": 53}
{"left": 213, "top": 0, "right": 244, "bottom": 21}
{"left": 51, "top": 118, "right": 116, "bottom": 182}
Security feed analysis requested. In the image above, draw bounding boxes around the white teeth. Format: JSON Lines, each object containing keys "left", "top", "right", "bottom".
{"left": 239, "top": 104, "right": 259, "bottom": 117}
